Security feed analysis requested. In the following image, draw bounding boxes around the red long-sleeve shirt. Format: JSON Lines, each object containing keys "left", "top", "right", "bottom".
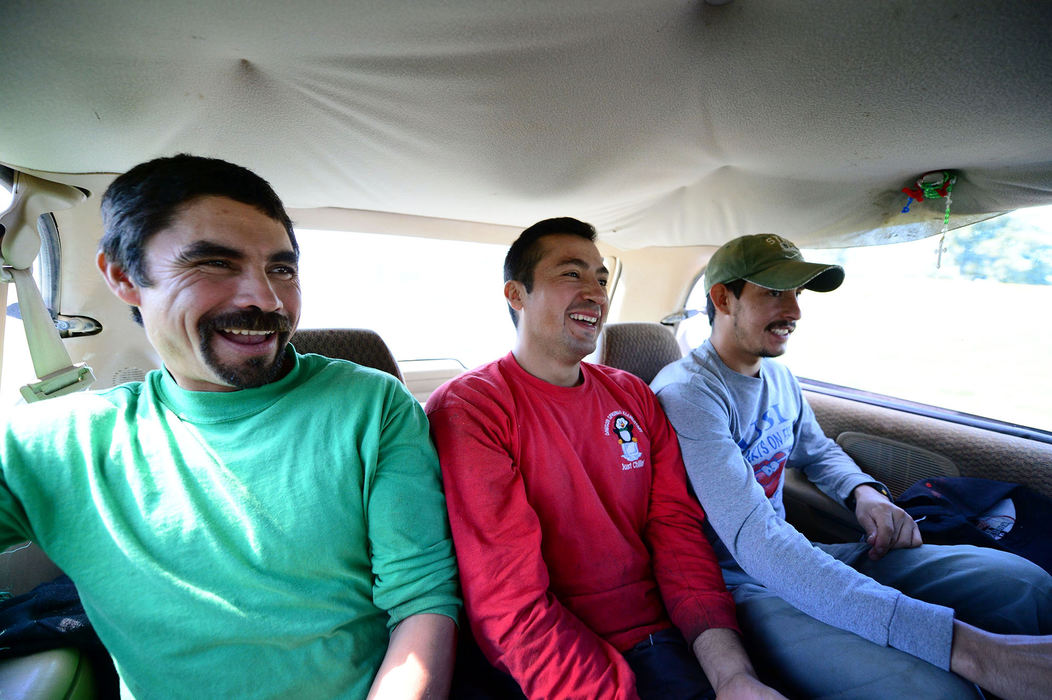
{"left": 426, "top": 354, "right": 737, "bottom": 699}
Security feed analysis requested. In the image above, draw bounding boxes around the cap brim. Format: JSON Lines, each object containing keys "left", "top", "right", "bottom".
{"left": 745, "top": 260, "right": 844, "bottom": 292}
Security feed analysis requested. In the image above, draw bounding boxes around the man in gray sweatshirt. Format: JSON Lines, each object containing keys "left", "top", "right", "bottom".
{"left": 651, "top": 233, "right": 1052, "bottom": 699}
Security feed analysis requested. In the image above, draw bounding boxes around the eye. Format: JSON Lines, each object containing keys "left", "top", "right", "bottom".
{"left": 270, "top": 265, "right": 298, "bottom": 279}
{"left": 200, "top": 259, "right": 232, "bottom": 269}
{"left": 565, "top": 270, "right": 580, "bottom": 278}
{"left": 598, "top": 278, "right": 608, "bottom": 287}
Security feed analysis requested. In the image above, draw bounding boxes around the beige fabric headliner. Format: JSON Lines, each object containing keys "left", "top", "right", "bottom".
{"left": 3, "top": 0, "right": 1051, "bottom": 248}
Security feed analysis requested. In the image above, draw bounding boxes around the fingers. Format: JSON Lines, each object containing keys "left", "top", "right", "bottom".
{"left": 862, "top": 503, "right": 921, "bottom": 560}
{"left": 904, "top": 515, "right": 923, "bottom": 547}
{"left": 852, "top": 485, "right": 922, "bottom": 560}
{"left": 865, "top": 519, "right": 890, "bottom": 560}
{"left": 860, "top": 507, "right": 893, "bottom": 559}
{"left": 887, "top": 509, "right": 919, "bottom": 550}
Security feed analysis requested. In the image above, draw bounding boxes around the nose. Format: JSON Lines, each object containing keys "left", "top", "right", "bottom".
{"left": 235, "top": 268, "right": 283, "bottom": 312}
{"left": 783, "top": 291, "right": 802, "bottom": 320}
{"left": 582, "top": 275, "right": 608, "bottom": 306}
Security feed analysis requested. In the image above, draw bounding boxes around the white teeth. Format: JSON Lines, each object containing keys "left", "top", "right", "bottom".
{"left": 569, "top": 313, "right": 597, "bottom": 324}
{"left": 771, "top": 327, "right": 790, "bottom": 336}
{"left": 224, "top": 329, "right": 272, "bottom": 336}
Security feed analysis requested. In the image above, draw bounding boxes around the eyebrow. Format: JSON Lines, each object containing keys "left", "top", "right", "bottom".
{"left": 270, "top": 249, "right": 300, "bottom": 265}
{"left": 555, "top": 257, "right": 609, "bottom": 275}
{"left": 176, "top": 240, "right": 299, "bottom": 265}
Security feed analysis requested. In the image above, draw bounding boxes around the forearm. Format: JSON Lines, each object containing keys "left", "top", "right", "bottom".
{"left": 367, "top": 613, "right": 456, "bottom": 700}
{"left": 949, "top": 620, "right": 1052, "bottom": 700}
{"left": 690, "top": 628, "right": 762, "bottom": 691}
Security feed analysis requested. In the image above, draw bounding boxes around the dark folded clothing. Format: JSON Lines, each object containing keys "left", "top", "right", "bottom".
{"left": 0, "top": 574, "right": 118, "bottom": 697}
{"left": 0, "top": 574, "right": 104, "bottom": 658}
{"left": 897, "top": 476, "right": 1052, "bottom": 576}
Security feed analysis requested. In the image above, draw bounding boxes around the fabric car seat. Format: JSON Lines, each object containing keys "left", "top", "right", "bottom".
{"left": 290, "top": 328, "right": 404, "bottom": 383}
{"left": 594, "top": 322, "right": 683, "bottom": 384}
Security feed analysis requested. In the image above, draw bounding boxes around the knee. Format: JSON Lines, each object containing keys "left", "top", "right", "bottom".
{"left": 1017, "top": 561, "right": 1052, "bottom": 633}
{"left": 955, "top": 548, "right": 1052, "bottom": 634}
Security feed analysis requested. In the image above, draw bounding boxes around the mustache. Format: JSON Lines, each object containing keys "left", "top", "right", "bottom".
{"left": 766, "top": 320, "right": 796, "bottom": 332}
{"left": 200, "top": 309, "right": 292, "bottom": 334}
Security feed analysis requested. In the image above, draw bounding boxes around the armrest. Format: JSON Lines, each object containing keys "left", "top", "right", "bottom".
{"left": 0, "top": 648, "right": 96, "bottom": 700}
{"left": 782, "top": 469, "right": 863, "bottom": 544}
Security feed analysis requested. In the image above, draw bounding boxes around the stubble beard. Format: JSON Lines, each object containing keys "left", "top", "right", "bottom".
{"left": 732, "top": 314, "right": 787, "bottom": 360}
{"left": 198, "top": 309, "right": 293, "bottom": 389}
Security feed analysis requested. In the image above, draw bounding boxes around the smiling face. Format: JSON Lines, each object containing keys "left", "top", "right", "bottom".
{"left": 710, "top": 280, "right": 802, "bottom": 376}
{"left": 506, "top": 233, "right": 609, "bottom": 386}
{"left": 100, "top": 195, "right": 301, "bottom": 392}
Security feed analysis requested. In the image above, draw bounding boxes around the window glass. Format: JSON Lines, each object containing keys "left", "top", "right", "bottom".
{"left": 678, "top": 205, "right": 1052, "bottom": 432}
{"left": 295, "top": 229, "right": 516, "bottom": 371}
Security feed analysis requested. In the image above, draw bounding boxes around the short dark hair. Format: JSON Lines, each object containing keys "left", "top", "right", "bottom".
{"left": 100, "top": 154, "right": 298, "bottom": 322}
{"left": 99, "top": 154, "right": 297, "bottom": 324}
{"left": 503, "top": 217, "right": 597, "bottom": 327}
{"left": 706, "top": 278, "right": 746, "bottom": 324}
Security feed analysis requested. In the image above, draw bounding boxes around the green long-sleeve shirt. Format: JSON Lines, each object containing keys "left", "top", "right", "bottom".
{"left": 0, "top": 349, "right": 460, "bottom": 699}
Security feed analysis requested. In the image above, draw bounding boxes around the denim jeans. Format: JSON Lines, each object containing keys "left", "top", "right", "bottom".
{"left": 730, "top": 543, "right": 1052, "bottom": 699}
{"left": 623, "top": 628, "right": 714, "bottom": 700}
{"left": 450, "top": 625, "right": 714, "bottom": 699}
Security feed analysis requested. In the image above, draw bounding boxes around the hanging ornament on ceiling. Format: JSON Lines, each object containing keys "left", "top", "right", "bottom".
{"left": 900, "top": 170, "right": 957, "bottom": 267}
{"left": 901, "top": 170, "right": 956, "bottom": 212}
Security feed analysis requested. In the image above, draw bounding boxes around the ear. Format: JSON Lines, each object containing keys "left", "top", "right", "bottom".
{"left": 97, "top": 252, "right": 143, "bottom": 307}
{"left": 709, "top": 283, "right": 733, "bottom": 316}
{"left": 504, "top": 279, "right": 527, "bottom": 312}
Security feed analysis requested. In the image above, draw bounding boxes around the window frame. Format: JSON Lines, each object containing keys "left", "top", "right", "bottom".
{"left": 798, "top": 377, "right": 1052, "bottom": 445}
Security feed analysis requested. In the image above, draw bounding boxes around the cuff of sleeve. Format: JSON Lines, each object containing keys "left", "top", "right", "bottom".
{"left": 388, "top": 603, "right": 462, "bottom": 630}
{"left": 887, "top": 594, "right": 955, "bottom": 670}
{"left": 672, "top": 595, "right": 741, "bottom": 644}
{"left": 843, "top": 479, "right": 893, "bottom": 509}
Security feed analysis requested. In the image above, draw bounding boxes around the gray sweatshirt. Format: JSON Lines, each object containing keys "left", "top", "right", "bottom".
{"left": 650, "top": 340, "right": 954, "bottom": 669}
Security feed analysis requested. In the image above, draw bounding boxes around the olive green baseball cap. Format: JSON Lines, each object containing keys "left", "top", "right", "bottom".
{"left": 704, "top": 234, "right": 845, "bottom": 294}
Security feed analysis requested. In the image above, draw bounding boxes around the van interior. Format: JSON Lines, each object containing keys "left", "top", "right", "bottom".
{"left": 2, "top": 2, "right": 1051, "bottom": 696}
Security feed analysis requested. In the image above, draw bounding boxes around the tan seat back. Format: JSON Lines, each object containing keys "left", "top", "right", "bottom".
{"left": 595, "top": 322, "right": 683, "bottom": 385}
{"left": 290, "top": 328, "right": 404, "bottom": 383}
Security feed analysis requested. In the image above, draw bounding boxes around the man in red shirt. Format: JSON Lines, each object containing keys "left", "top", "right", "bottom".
{"left": 426, "top": 218, "right": 783, "bottom": 699}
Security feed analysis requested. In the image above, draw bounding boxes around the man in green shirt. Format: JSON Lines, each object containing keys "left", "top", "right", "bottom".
{"left": 0, "top": 154, "right": 460, "bottom": 699}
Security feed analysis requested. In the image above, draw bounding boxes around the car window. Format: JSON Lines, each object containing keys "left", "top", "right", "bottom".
{"left": 296, "top": 228, "right": 620, "bottom": 372}
{"left": 295, "top": 229, "right": 516, "bottom": 371}
{"left": 678, "top": 205, "right": 1052, "bottom": 433}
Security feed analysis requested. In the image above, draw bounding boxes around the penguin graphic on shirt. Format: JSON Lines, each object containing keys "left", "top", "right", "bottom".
{"left": 613, "top": 415, "right": 642, "bottom": 461}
